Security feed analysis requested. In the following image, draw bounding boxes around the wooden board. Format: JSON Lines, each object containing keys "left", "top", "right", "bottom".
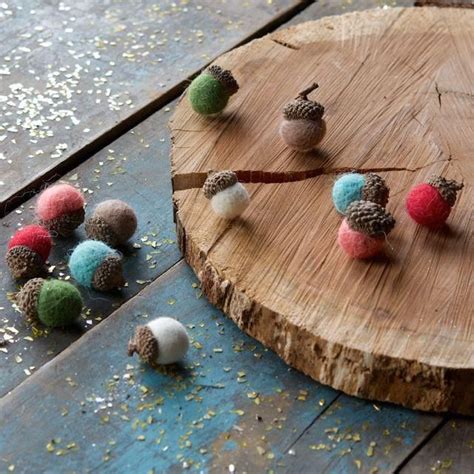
{"left": 170, "top": 7, "right": 474, "bottom": 414}
{"left": 0, "top": 0, "right": 307, "bottom": 214}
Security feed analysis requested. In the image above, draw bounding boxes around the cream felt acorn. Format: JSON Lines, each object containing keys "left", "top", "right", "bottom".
{"left": 279, "top": 83, "right": 326, "bottom": 152}
{"left": 128, "top": 317, "right": 190, "bottom": 365}
{"left": 203, "top": 170, "right": 250, "bottom": 219}
{"left": 69, "top": 240, "right": 125, "bottom": 292}
{"left": 16, "top": 278, "right": 82, "bottom": 327}
{"left": 338, "top": 200, "right": 395, "bottom": 259}
{"left": 85, "top": 199, "right": 137, "bottom": 247}
{"left": 188, "top": 65, "right": 239, "bottom": 115}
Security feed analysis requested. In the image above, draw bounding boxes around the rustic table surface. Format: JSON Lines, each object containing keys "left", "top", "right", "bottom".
{"left": 0, "top": 1, "right": 472, "bottom": 473}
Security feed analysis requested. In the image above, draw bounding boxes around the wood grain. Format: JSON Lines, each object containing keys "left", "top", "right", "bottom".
{"left": 171, "top": 7, "right": 474, "bottom": 414}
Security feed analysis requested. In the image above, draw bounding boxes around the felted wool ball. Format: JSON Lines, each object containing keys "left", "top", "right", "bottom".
{"left": 188, "top": 65, "right": 239, "bottom": 115}
{"left": 85, "top": 199, "right": 137, "bottom": 247}
{"left": 36, "top": 183, "right": 85, "bottom": 237}
{"left": 16, "top": 278, "right": 82, "bottom": 327}
{"left": 406, "top": 175, "right": 464, "bottom": 228}
{"left": 128, "top": 317, "right": 190, "bottom": 365}
{"left": 338, "top": 200, "right": 395, "bottom": 259}
{"left": 6, "top": 225, "right": 52, "bottom": 279}
{"left": 69, "top": 240, "right": 125, "bottom": 291}
{"left": 279, "top": 83, "right": 326, "bottom": 152}
{"left": 202, "top": 170, "right": 249, "bottom": 219}
{"left": 332, "top": 173, "right": 390, "bottom": 214}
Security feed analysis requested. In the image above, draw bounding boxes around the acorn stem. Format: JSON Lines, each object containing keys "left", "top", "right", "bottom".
{"left": 127, "top": 341, "right": 137, "bottom": 357}
{"left": 297, "top": 83, "right": 319, "bottom": 100}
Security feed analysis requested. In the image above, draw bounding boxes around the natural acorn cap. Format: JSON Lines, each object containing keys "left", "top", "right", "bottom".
{"left": 85, "top": 216, "right": 117, "bottom": 247}
{"left": 283, "top": 83, "right": 325, "bottom": 121}
{"left": 203, "top": 170, "right": 238, "bottom": 199}
{"left": 346, "top": 200, "right": 395, "bottom": 237}
{"left": 128, "top": 325, "right": 158, "bottom": 364}
{"left": 428, "top": 175, "right": 464, "bottom": 207}
{"left": 40, "top": 207, "right": 85, "bottom": 237}
{"left": 92, "top": 255, "right": 125, "bottom": 291}
{"left": 6, "top": 246, "right": 45, "bottom": 280}
{"left": 16, "top": 277, "right": 45, "bottom": 323}
{"left": 362, "top": 173, "right": 390, "bottom": 207}
{"left": 207, "top": 65, "right": 239, "bottom": 96}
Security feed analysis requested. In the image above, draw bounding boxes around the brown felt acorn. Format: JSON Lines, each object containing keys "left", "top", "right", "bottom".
{"left": 338, "top": 200, "right": 395, "bottom": 259}
{"left": 85, "top": 199, "right": 137, "bottom": 247}
{"left": 279, "top": 83, "right": 326, "bottom": 152}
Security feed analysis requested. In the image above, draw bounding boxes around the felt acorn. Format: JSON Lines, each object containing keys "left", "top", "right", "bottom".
{"left": 338, "top": 200, "right": 395, "bottom": 259}
{"left": 279, "top": 83, "right": 326, "bottom": 152}
{"left": 6, "top": 225, "right": 52, "bottom": 279}
{"left": 16, "top": 278, "right": 82, "bottom": 327}
{"left": 85, "top": 199, "right": 137, "bottom": 247}
{"left": 203, "top": 170, "right": 250, "bottom": 219}
{"left": 69, "top": 240, "right": 125, "bottom": 291}
{"left": 36, "top": 183, "right": 85, "bottom": 237}
{"left": 188, "top": 65, "right": 239, "bottom": 115}
{"left": 128, "top": 317, "right": 190, "bottom": 365}
{"left": 406, "top": 175, "right": 464, "bottom": 228}
{"left": 332, "top": 173, "right": 389, "bottom": 214}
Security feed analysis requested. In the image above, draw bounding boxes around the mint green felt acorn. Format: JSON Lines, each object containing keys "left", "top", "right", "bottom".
{"left": 188, "top": 65, "right": 239, "bottom": 115}
{"left": 16, "top": 278, "right": 83, "bottom": 327}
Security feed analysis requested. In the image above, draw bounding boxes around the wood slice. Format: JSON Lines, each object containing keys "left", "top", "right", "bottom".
{"left": 170, "top": 7, "right": 473, "bottom": 414}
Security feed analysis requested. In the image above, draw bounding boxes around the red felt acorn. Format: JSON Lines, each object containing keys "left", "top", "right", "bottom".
{"left": 6, "top": 225, "right": 52, "bottom": 279}
{"left": 406, "top": 175, "right": 464, "bottom": 228}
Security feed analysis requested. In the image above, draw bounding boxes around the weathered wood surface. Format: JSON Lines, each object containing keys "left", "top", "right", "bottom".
{"left": 0, "top": 0, "right": 307, "bottom": 214}
{"left": 171, "top": 7, "right": 474, "bottom": 414}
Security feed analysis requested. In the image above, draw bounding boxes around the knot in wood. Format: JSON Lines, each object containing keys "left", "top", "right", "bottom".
{"left": 16, "top": 277, "right": 45, "bottom": 323}
{"left": 283, "top": 97, "right": 324, "bottom": 121}
{"left": 346, "top": 200, "right": 395, "bottom": 237}
{"left": 92, "top": 255, "right": 125, "bottom": 291}
{"left": 362, "top": 173, "right": 390, "bottom": 207}
{"left": 203, "top": 170, "right": 238, "bottom": 199}
{"left": 128, "top": 325, "right": 158, "bottom": 364}
{"left": 428, "top": 175, "right": 464, "bottom": 207}
{"left": 207, "top": 65, "right": 239, "bottom": 95}
{"left": 6, "top": 246, "right": 45, "bottom": 280}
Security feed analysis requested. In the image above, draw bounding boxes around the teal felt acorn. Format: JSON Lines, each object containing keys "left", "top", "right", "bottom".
{"left": 16, "top": 278, "right": 83, "bottom": 327}
{"left": 188, "top": 65, "right": 239, "bottom": 115}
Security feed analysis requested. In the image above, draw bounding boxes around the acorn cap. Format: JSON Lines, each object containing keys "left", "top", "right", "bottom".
{"left": 283, "top": 83, "right": 324, "bottom": 121}
{"left": 203, "top": 170, "right": 238, "bottom": 199}
{"left": 428, "top": 175, "right": 464, "bottom": 207}
{"left": 362, "top": 173, "right": 390, "bottom": 207}
{"left": 128, "top": 325, "right": 158, "bottom": 364}
{"left": 40, "top": 207, "right": 85, "bottom": 238}
{"left": 85, "top": 216, "right": 118, "bottom": 247}
{"left": 92, "top": 255, "right": 125, "bottom": 291}
{"left": 16, "top": 278, "right": 45, "bottom": 323}
{"left": 6, "top": 246, "right": 45, "bottom": 279}
{"left": 346, "top": 200, "right": 395, "bottom": 237}
{"left": 207, "top": 65, "right": 239, "bottom": 96}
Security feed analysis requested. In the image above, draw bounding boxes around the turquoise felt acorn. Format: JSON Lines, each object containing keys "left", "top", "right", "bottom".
{"left": 188, "top": 65, "right": 239, "bottom": 115}
{"left": 332, "top": 173, "right": 389, "bottom": 215}
{"left": 16, "top": 278, "right": 82, "bottom": 327}
{"left": 69, "top": 240, "right": 125, "bottom": 291}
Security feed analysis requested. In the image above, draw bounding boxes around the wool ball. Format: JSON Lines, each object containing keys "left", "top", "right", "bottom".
{"left": 406, "top": 176, "right": 463, "bottom": 228}
{"left": 6, "top": 225, "right": 52, "bottom": 279}
{"left": 332, "top": 173, "right": 389, "bottom": 214}
{"left": 36, "top": 183, "right": 85, "bottom": 237}
{"left": 188, "top": 65, "right": 239, "bottom": 115}
{"left": 69, "top": 240, "right": 125, "bottom": 291}
{"left": 338, "top": 200, "right": 395, "bottom": 259}
{"left": 85, "top": 199, "right": 137, "bottom": 247}
{"left": 279, "top": 83, "right": 326, "bottom": 152}
{"left": 16, "top": 278, "right": 82, "bottom": 327}
{"left": 128, "top": 317, "right": 190, "bottom": 365}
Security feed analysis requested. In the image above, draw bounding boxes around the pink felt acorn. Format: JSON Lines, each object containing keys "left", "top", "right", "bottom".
{"left": 338, "top": 200, "right": 395, "bottom": 259}
{"left": 36, "top": 184, "right": 85, "bottom": 237}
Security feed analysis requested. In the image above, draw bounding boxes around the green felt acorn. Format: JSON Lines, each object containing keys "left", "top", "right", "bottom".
{"left": 188, "top": 65, "right": 239, "bottom": 115}
{"left": 16, "top": 278, "right": 83, "bottom": 327}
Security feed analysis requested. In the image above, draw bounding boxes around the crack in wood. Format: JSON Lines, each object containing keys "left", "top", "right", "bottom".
{"left": 271, "top": 38, "right": 300, "bottom": 50}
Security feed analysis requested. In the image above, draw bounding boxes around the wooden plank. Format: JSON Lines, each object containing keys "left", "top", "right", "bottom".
{"left": 0, "top": 105, "right": 181, "bottom": 397}
{"left": 0, "top": 0, "right": 309, "bottom": 214}
{"left": 0, "top": 261, "right": 338, "bottom": 473}
{"left": 400, "top": 419, "right": 474, "bottom": 473}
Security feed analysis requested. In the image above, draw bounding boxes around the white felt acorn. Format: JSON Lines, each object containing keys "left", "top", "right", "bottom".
{"left": 279, "top": 83, "right": 326, "bottom": 152}
{"left": 128, "top": 317, "right": 190, "bottom": 365}
{"left": 203, "top": 170, "right": 250, "bottom": 219}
